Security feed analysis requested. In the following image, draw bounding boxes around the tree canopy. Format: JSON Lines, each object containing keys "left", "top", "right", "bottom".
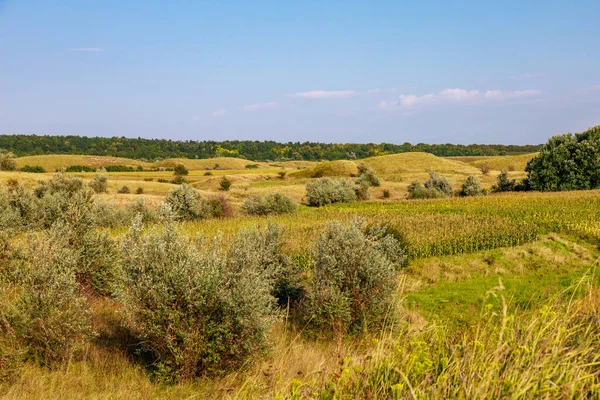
{"left": 0, "top": 134, "right": 540, "bottom": 161}
{"left": 526, "top": 125, "right": 600, "bottom": 191}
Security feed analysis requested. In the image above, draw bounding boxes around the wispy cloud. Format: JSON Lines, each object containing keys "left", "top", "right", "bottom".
{"left": 379, "top": 88, "right": 541, "bottom": 109}
{"left": 483, "top": 89, "right": 541, "bottom": 100}
{"left": 68, "top": 48, "right": 104, "bottom": 52}
{"left": 288, "top": 90, "right": 357, "bottom": 99}
{"left": 243, "top": 102, "right": 279, "bottom": 112}
{"left": 509, "top": 72, "right": 547, "bottom": 80}
{"left": 212, "top": 109, "right": 226, "bottom": 117}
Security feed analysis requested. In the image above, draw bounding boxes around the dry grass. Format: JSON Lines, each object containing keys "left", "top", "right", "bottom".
{"left": 15, "top": 155, "right": 151, "bottom": 171}
{"left": 470, "top": 153, "right": 538, "bottom": 171}
{"left": 289, "top": 160, "right": 359, "bottom": 179}
{"left": 362, "top": 152, "right": 480, "bottom": 175}
{"left": 156, "top": 157, "right": 271, "bottom": 171}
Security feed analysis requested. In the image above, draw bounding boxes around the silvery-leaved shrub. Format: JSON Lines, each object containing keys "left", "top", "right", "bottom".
{"left": 4, "top": 223, "right": 94, "bottom": 367}
{"left": 461, "top": 175, "right": 483, "bottom": 196}
{"left": 0, "top": 150, "right": 17, "bottom": 171}
{"left": 89, "top": 174, "right": 108, "bottom": 193}
{"left": 357, "top": 164, "right": 380, "bottom": 187}
{"left": 0, "top": 187, "right": 25, "bottom": 232}
{"left": 162, "top": 184, "right": 201, "bottom": 220}
{"left": 305, "top": 219, "right": 401, "bottom": 335}
{"left": 163, "top": 184, "right": 233, "bottom": 220}
{"left": 241, "top": 193, "right": 297, "bottom": 216}
{"left": 119, "top": 217, "right": 281, "bottom": 382}
{"left": 34, "top": 173, "right": 84, "bottom": 198}
{"left": 407, "top": 181, "right": 445, "bottom": 199}
{"left": 425, "top": 170, "right": 454, "bottom": 196}
{"left": 78, "top": 229, "right": 121, "bottom": 296}
{"left": 306, "top": 177, "right": 357, "bottom": 207}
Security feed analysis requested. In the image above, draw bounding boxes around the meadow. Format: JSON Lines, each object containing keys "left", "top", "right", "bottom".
{"left": 0, "top": 151, "right": 599, "bottom": 399}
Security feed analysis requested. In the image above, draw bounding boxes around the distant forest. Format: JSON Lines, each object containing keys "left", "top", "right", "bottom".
{"left": 0, "top": 134, "right": 542, "bottom": 161}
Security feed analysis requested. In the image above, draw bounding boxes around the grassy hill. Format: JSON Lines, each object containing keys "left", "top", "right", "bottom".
{"left": 362, "top": 152, "right": 480, "bottom": 175}
{"left": 446, "top": 153, "right": 538, "bottom": 171}
{"left": 289, "top": 160, "right": 359, "bottom": 178}
{"left": 15, "top": 155, "right": 151, "bottom": 171}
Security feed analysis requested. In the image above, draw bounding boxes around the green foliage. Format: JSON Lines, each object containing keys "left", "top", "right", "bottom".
{"left": 461, "top": 175, "right": 483, "bottom": 196}
{"left": 357, "top": 164, "right": 380, "bottom": 187}
{"left": 173, "top": 164, "right": 189, "bottom": 176}
{"left": 65, "top": 165, "right": 95, "bottom": 172}
{"left": 306, "top": 178, "right": 357, "bottom": 207}
{"left": 219, "top": 176, "right": 232, "bottom": 191}
{"left": 526, "top": 125, "right": 600, "bottom": 191}
{"left": 305, "top": 220, "right": 402, "bottom": 335}
{"left": 424, "top": 170, "right": 454, "bottom": 196}
{"left": 3, "top": 224, "right": 94, "bottom": 367}
{"left": 119, "top": 218, "right": 281, "bottom": 382}
{"left": 0, "top": 150, "right": 16, "bottom": 171}
{"left": 407, "top": 181, "right": 446, "bottom": 199}
{"left": 199, "top": 195, "right": 234, "bottom": 219}
{"left": 19, "top": 165, "right": 45, "bottom": 173}
{"left": 105, "top": 165, "right": 135, "bottom": 172}
{"left": 34, "top": 173, "right": 84, "bottom": 198}
{"left": 117, "top": 185, "right": 131, "bottom": 194}
{"left": 242, "top": 193, "right": 297, "bottom": 216}
{"left": 163, "top": 184, "right": 231, "bottom": 220}
{"left": 89, "top": 175, "right": 108, "bottom": 193}
{"left": 0, "top": 134, "right": 541, "bottom": 160}
{"left": 492, "top": 170, "right": 515, "bottom": 192}
{"left": 162, "top": 184, "right": 201, "bottom": 220}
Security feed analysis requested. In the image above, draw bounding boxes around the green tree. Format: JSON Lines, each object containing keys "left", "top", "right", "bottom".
{"left": 526, "top": 125, "right": 600, "bottom": 191}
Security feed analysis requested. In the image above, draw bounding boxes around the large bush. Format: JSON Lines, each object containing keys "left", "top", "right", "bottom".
{"left": 119, "top": 218, "right": 282, "bottom": 382}
{"left": 461, "top": 175, "right": 483, "bottom": 196}
{"left": 89, "top": 175, "right": 108, "bottom": 193}
{"left": 163, "top": 184, "right": 232, "bottom": 220}
{"left": 424, "top": 170, "right": 454, "bottom": 196}
{"left": 305, "top": 220, "right": 403, "bottom": 335}
{"left": 492, "top": 170, "right": 516, "bottom": 192}
{"left": 2, "top": 224, "right": 94, "bottom": 367}
{"left": 407, "top": 181, "right": 445, "bottom": 199}
{"left": 306, "top": 177, "right": 357, "bottom": 207}
{"left": 526, "top": 126, "right": 600, "bottom": 191}
{"left": 0, "top": 150, "right": 16, "bottom": 171}
{"left": 242, "top": 193, "right": 297, "bottom": 216}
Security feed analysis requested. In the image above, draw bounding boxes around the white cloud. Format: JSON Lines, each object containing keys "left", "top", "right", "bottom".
{"left": 379, "top": 88, "right": 541, "bottom": 109}
{"left": 243, "top": 102, "right": 279, "bottom": 112}
{"left": 288, "top": 90, "right": 356, "bottom": 99}
{"left": 212, "top": 109, "right": 226, "bottom": 117}
{"left": 509, "top": 72, "right": 547, "bottom": 80}
{"left": 68, "top": 48, "right": 104, "bottom": 52}
{"left": 484, "top": 89, "right": 541, "bottom": 100}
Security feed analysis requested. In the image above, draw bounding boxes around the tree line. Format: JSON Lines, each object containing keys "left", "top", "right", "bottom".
{"left": 0, "top": 134, "right": 541, "bottom": 161}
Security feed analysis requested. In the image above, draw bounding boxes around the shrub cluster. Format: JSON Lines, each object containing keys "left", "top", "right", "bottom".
{"left": 242, "top": 193, "right": 297, "bottom": 216}
{"left": 306, "top": 177, "right": 357, "bottom": 206}
{"left": 118, "top": 218, "right": 282, "bottom": 382}
{"left": 0, "top": 150, "right": 16, "bottom": 171}
{"left": 162, "top": 184, "right": 233, "bottom": 220}
{"left": 408, "top": 170, "right": 453, "bottom": 199}
{"left": 305, "top": 219, "right": 405, "bottom": 335}
{"left": 19, "top": 165, "right": 45, "bottom": 173}
{"left": 461, "top": 175, "right": 483, "bottom": 196}
{"left": 89, "top": 175, "right": 108, "bottom": 193}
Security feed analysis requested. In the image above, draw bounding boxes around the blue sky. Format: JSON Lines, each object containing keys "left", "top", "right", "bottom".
{"left": 1, "top": 0, "right": 599, "bottom": 144}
